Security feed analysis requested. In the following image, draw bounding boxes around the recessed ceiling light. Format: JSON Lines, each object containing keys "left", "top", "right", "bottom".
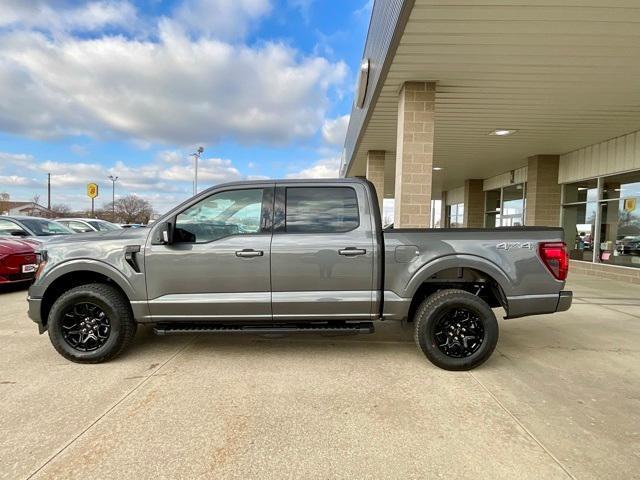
{"left": 489, "top": 129, "right": 518, "bottom": 136}
{"left": 433, "top": 166, "right": 443, "bottom": 171}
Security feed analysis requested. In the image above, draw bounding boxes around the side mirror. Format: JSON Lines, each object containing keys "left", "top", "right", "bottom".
{"left": 159, "top": 222, "right": 174, "bottom": 245}
{"left": 11, "top": 230, "right": 28, "bottom": 237}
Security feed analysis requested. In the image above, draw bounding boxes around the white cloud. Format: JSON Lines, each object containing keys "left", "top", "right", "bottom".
{"left": 288, "top": 0, "right": 313, "bottom": 23}
{"left": 0, "top": 25, "right": 347, "bottom": 146}
{"left": 0, "top": 175, "right": 41, "bottom": 188}
{"left": 0, "top": 1, "right": 138, "bottom": 32}
{"left": 172, "top": 0, "right": 271, "bottom": 40}
{"left": 287, "top": 155, "right": 340, "bottom": 179}
{"left": 0, "top": 152, "right": 35, "bottom": 166}
{"left": 321, "top": 114, "right": 349, "bottom": 146}
{"left": 353, "top": 0, "right": 373, "bottom": 18}
{"left": 0, "top": 150, "right": 248, "bottom": 213}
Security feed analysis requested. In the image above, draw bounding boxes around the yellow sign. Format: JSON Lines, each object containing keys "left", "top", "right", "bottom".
{"left": 87, "top": 183, "right": 99, "bottom": 199}
{"left": 624, "top": 198, "right": 637, "bottom": 213}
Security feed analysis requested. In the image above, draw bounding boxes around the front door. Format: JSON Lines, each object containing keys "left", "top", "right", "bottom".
{"left": 145, "top": 186, "right": 273, "bottom": 322}
{"left": 270, "top": 183, "right": 375, "bottom": 320}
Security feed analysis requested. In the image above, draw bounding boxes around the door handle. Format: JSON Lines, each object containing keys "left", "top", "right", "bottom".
{"left": 338, "top": 247, "right": 367, "bottom": 256}
{"left": 235, "top": 249, "right": 264, "bottom": 258}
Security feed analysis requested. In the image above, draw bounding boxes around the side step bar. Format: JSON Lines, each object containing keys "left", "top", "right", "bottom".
{"left": 153, "top": 322, "right": 375, "bottom": 336}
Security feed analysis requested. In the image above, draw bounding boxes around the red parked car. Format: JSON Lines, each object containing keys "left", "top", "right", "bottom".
{"left": 0, "top": 238, "right": 40, "bottom": 285}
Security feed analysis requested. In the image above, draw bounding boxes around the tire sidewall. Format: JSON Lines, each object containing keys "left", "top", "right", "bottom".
{"left": 416, "top": 292, "right": 499, "bottom": 371}
{"left": 48, "top": 288, "right": 126, "bottom": 362}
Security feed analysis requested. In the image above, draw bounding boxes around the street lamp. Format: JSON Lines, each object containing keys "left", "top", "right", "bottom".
{"left": 108, "top": 175, "right": 119, "bottom": 222}
{"left": 190, "top": 146, "right": 204, "bottom": 195}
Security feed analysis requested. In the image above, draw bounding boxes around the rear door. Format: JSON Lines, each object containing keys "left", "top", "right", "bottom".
{"left": 270, "top": 182, "right": 375, "bottom": 320}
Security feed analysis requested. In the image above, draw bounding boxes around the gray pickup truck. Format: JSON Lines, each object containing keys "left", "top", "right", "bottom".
{"left": 27, "top": 178, "right": 571, "bottom": 370}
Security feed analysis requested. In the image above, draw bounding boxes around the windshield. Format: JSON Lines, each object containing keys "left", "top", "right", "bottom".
{"left": 87, "top": 220, "right": 121, "bottom": 231}
{"left": 19, "top": 218, "right": 74, "bottom": 236}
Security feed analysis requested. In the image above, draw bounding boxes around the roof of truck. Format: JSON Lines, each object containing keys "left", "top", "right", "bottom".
{"left": 197, "top": 177, "right": 370, "bottom": 194}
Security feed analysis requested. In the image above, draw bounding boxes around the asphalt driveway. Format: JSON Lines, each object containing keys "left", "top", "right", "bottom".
{"left": 1, "top": 273, "right": 639, "bottom": 479}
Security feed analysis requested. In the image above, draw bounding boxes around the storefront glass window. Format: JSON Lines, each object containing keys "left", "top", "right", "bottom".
{"left": 484, "top": 184, "right": 525, "bottom": 227}
{"left": 599, "top": 172, "right": 640, "bottom": 267}
{"left": 502, "top": 184, "right": 525, "bottom": 226}
{"left": 563, "top": 202, "right": 596, "bottom": 261}
{"left": 448, "top": 203, "right": 464, "bottom": 228}
{"left": 563, "top": 172, "right": 640, "bottom": 267}
{"left": 564, "top": 179, "right": 598, "bottom": 203}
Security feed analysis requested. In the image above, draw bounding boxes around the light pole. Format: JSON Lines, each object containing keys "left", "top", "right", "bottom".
{"left": 190, "top": 146, "right": 204, "bottom": 195}
{"left": 108, "top": 175, "right": 119, "bottom": 222}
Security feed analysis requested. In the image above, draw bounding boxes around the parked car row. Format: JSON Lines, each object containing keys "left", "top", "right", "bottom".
{"left": 0, "top": 216, "right": 122, "bottom": 286}
{"left": 0, "top": 216, "right": 122, "bottom": 239}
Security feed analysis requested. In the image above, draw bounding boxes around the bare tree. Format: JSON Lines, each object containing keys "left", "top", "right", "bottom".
{"left": 0, "top": 192, "right": 9, "bottom": 215}
{"left": 27, "top": 194, "right": 42, "bottom": 216}
{"left": 105, "top": 195, "right": 154, "bottom": 224}
{"left": 50, "top": 204, "right": 72, "bottom": 218}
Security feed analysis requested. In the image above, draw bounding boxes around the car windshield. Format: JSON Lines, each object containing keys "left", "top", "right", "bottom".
{"left": 87, "top": 220, "right": 121, "bottom": 231}
{"left": 19, "top": 218, "right": 74, "bottom": 236}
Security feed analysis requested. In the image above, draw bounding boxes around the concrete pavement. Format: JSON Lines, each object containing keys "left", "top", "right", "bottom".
{"left": 1, "top": 274, "right": 639, "bottom": 479}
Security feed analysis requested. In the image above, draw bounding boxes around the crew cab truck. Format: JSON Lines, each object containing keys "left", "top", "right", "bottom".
{"left": 27, "top": 179, "right": 572, "bottom": 370}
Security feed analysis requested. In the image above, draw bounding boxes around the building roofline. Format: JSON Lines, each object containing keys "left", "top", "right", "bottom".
{"left": 341, "top": 0, "right": 415, "bottom": 177}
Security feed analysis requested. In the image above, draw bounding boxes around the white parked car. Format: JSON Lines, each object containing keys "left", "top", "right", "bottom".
{"left": 54, "top": 218, "right": 122, "bottom": 233}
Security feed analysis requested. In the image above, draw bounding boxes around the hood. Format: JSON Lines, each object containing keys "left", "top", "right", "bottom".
{"left": 43, "top": 227, "right": 149, "bottom": 246}
{"left": 0, "top": 238, "right": 37, "bottom": 255}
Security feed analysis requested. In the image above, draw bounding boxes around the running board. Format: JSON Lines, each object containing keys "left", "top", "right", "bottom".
{"left": 153, "top": 322, "right": 375, "bottom": 336}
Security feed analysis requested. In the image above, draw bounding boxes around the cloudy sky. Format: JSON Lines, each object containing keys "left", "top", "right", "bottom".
{"left": 0, "top": 0, "right": 371, "bottom": 213}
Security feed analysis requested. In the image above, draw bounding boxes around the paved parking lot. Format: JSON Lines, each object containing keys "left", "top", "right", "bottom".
{"left": 1, "top": 273, "right": 639, "bottom": 479}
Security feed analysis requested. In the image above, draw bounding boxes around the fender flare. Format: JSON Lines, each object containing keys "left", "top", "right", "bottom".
{"left": 403, "top": 254, "right": 514, "bottom": 300}
{"left": 40, "top": 258, "right": 136, "bottom": 300}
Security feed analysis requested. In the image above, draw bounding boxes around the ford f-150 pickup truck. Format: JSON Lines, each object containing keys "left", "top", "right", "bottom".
{"left": 27, "top": 178, "right": 572, "bottom": 370}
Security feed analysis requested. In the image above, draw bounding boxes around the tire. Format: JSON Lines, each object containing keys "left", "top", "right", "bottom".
{"left": 414, "top": 289, "right": 498, "bottom": 371}
{"left": 48, "top": 283, "right": 137, "bottom": 363}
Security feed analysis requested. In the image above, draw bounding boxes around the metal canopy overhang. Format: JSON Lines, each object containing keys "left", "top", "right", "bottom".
{"left": 343, "top": 0, "right": 640, "bottom": 192}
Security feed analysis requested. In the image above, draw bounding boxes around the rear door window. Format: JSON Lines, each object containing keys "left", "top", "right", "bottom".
{"left": 285, "top": 187, "right": 359, "bottom": 233}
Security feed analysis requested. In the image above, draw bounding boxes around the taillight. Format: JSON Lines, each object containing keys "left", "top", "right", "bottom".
{"left": 538, "top": 242, "right": 569, "bottom": 281}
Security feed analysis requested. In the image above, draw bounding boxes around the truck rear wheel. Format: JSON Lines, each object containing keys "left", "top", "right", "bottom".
{"left": 414, "top": 289, "right": 498, "bottom": 371}
{"left": 47, "top": 283, "right": 137, "bottom": 363}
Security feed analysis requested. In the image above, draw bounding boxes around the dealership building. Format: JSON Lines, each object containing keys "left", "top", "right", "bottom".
{"left": 341, "top": 0, "right": 640, "bottom": 282}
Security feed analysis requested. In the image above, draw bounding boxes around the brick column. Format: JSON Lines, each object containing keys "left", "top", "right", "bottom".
{"left": 394, "top": 81, "right": 435, "bottom": 228}
{"left": 365, "top": 150, "right": 385, "bottom": 208}
{"left": 463, "top": 179, "right": 484, "bottom": 227}
{"left": 526, "top": 155, "right": 561, "bottom": 226}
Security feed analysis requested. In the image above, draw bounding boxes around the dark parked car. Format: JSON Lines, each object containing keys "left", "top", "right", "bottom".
{"left": 0, "top": 238, "right": 39, "bottom": 285}
{"left": 617, "top": 235, "right": 640, "bottom": 255}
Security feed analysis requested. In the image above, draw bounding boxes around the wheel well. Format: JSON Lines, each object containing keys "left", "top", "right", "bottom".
{"left": 40, "top": 271, "right": 131, "bottom": 328}
{"left": 407, "top": 267, "right": 507, "bottom": 322}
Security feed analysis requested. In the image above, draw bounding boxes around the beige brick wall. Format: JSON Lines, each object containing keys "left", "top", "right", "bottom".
{"left": 464, "top": 179, "right": 484, "bottom": 227}
{"left": 526, "top": 154, "right": 561, "bottom": 226}
{"left": 570, "top": 260, "right": 640, "bottom": 284}
{"left": 394, "top": 81, "right": 435, "bottom": 228}
{"left": 365, "top": 150, "right": 385, "bottom": 208}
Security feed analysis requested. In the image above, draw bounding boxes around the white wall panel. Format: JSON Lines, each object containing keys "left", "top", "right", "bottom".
{"left": 483, "top": 166, "right": 527, "bottom": 191}
{"left": 445, "top": 186, "right": 464, "bottom": 205}
{"left": 559, "top": 130, "right": 640, "bottom": 183}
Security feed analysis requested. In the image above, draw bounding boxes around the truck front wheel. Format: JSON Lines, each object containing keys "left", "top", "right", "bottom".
{"left": 414, "top": 289, "right": 498, "bottom": 371}
{"left": 47, "top": 283, "right": 137, "bottom": 363}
